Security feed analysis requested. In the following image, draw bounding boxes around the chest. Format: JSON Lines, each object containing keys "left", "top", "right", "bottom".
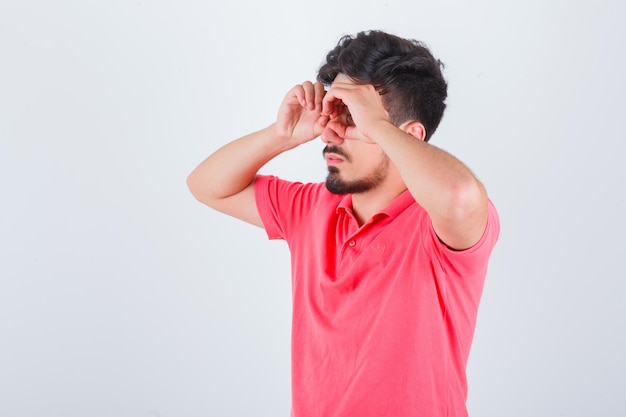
{"left": 288, "top": 208, "right": 444, "bottom": 326}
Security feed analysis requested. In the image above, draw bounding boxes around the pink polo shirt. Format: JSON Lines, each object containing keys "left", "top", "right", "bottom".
{"left": 255, "top": 175, "right": 500, "bottom": 417}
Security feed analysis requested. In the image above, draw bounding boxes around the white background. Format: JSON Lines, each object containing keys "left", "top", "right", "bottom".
{"left": 1, "top": 0, "right": 625, "bottom": 416}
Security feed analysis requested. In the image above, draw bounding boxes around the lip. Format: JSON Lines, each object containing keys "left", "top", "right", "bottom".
{"left": 325, "top": 153, "right": 345, "bottom": 165}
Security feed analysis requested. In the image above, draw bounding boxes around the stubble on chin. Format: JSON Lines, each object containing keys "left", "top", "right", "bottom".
{"left": 324, "top": 159, "right": 389, "bottom": 195}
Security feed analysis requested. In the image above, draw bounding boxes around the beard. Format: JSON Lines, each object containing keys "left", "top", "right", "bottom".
{"left": 325, "top": 155, "right": 390, "bottom": 195}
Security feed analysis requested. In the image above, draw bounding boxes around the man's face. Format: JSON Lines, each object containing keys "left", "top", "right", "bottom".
{"left": 321, "top": 74, "right": 390, "bottom": 195}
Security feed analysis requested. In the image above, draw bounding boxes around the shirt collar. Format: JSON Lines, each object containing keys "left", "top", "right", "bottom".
{"left": 380, "top": 189, "right": 416, "bottom": 219}
{"left": 336, "top": 189, "right": 416, "bottom": 219}
{"left": 336, "top": 193, "right": 353, "bottom": 215}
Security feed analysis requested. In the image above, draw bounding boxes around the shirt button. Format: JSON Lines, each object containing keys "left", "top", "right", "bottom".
{"left": 348, "top": 240, "right": 356, "bottom": 247}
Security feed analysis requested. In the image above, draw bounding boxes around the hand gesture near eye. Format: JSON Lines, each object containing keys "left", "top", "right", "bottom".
{"left": 274, "top": 81, "right": 329, "bottom": 147}
{"left": 321, "top": 75, "right": 392, "bottom": 143}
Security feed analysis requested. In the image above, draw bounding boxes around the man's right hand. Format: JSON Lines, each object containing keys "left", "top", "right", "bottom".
{"left": 187, "top": 81, "right": 329, "bottom": 228}
{"left": 274, "top": 81, "right": 329, "bottom": 147}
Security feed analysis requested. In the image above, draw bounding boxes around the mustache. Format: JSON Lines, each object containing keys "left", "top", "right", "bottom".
{"left": 323, "top": 145, "right": 350, "bottom": 161}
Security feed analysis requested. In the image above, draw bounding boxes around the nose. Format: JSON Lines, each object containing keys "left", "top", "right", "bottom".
{"left": 321, "top": 122, "right": 345, "bottom": 145}
{"left": 321, "top": 111, "right": 350, "bottom": 144}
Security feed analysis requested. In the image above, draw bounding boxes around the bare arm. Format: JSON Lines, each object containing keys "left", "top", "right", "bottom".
{"left": 367, "top": 122, "right": 488, "bottom": 250}
{"left": 187, "top": 125, "right": 287, "bottom": 227}
{"left": 322, "top": 80, "right": 488, "bottom": 250}
{"left": 187, "top": 81, "right": 328, "bottom": 227}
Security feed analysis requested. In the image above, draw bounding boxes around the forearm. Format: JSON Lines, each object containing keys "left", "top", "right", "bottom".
{"left": 187, "top": 124, "right": 289, "bottom": 204}
{"left": 187, "top": 81, "right": 326, "bottom": 226}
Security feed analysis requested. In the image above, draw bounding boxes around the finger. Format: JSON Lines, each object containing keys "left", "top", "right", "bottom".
{"left": 289, "top": 84, "right": 306, "bottom": 108}
{"left": 345, "top": 125, "right": 375, "bottom": 143}
{"left": 301, "top": 81, "right": 316, "bottom": 111}
{"left": 313, "top": 82, "right": 326, "bottom": 112}
{"left": 321, "top": 89, "right": 342, "bottom": 118}
{"left": 318, "top": 114, "right": 329, "bottom": 128}
{"left": 330, "top": 100, "right": 345, "bottom": 119}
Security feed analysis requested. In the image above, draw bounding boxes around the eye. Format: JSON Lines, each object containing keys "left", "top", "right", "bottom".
{"left": 346, "top": 112, "right": 354, "bottom": 126}
{"left": 343, "top": 105, "right": 354, "bottom": 126}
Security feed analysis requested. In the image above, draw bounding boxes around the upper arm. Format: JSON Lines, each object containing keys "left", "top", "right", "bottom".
{"left": 187, "top": 175, "right": 264, "bottom": 228}
{"left": 430, "top": 181, "right": 489, "bottom": 251}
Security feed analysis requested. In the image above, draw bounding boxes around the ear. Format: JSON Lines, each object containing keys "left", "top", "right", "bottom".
{"left": 400, "top": 121, "right": 426, "bottom": 141}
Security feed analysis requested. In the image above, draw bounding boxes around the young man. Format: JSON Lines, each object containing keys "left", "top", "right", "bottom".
{"left": 188, "top": 30, "right": 500, "bottom": 417}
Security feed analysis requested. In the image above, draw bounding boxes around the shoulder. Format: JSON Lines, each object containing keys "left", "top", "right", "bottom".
{"left": 255, "top": 175, "right": 340, "bottom": 208}
{"left": 254, "top": 175, "right": 343, "bottom": 239}
{"left": 255, "top": 174, "right": 326, "bottom": 196}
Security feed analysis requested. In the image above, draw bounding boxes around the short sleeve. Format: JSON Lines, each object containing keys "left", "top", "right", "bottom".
{"left": 254, "top": 175, "right": 287, "bottom": 240}
{"left": 428, "top": 200, "right": 500, "bottom": 277}
{"left": 254, "top": 175, "right": 331, "bottom": 242}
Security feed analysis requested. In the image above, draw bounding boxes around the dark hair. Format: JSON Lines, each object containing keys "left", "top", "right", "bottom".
{"left": 317, "top": 30, "right": 447, "bottom": 142}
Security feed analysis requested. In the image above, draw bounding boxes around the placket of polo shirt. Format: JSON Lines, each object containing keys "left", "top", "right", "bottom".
{"left": 343, "top": 234, "right": 358, "bottom": 252}
{"left": 340, "top": 226, "right": 361, "bottom": 259}
{"left": 340, "top": 213, "right": 392, "bottom": 258}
